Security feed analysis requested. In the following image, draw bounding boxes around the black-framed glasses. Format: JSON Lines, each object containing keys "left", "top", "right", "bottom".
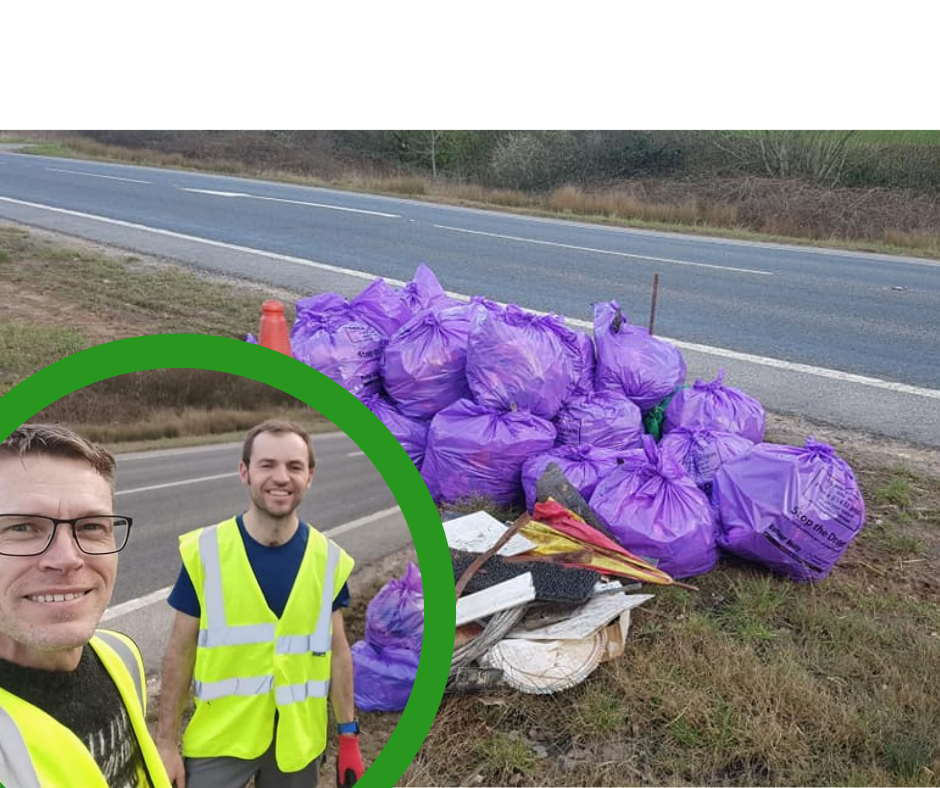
{"left": 0, "top": 514, "right": 132, "bottom": 556}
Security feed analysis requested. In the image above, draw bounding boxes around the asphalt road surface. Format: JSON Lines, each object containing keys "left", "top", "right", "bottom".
{"left": 99, "top": 431, "right": 411, "bottom": 675}
{"left": 1, "top": 149, "right": 938, "bottom": 448}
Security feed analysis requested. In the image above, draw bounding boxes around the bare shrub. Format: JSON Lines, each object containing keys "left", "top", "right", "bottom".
{"left": 34, "top": 369, "right": 307, "bottom": 424}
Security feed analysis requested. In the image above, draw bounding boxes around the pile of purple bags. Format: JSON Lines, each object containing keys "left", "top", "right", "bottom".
{"left": 287, "top": 265, "right": 866, "bottom": 582}
{"left": 351, "top": 563, "right": 424, "bottom": 712}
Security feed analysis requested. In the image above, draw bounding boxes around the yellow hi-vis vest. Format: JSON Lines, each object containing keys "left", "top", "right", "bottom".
{"left": 0, "top": 629, "right": 172, "bottom": 788}
{"left": 179, "top": 517, "right": 354, "bottom": 773}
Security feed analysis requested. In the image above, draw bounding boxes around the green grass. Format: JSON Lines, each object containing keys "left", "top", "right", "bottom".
{"left": 0, "top": 323, "right": 89, "bottom": 379}
{"left": 875, "top": 476, "right": 915, "bottom": 507}
{"left": 473, "top": 731, "right": 542, "bottom": 778}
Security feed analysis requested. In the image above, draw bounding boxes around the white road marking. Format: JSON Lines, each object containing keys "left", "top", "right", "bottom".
{"left": 0, "top": 196, "right": 935, "bottom": 400}
{"left": 101, "top": 585, "right": 173, "bottom": 622}
{"left": 115, "top": 472, "right": 239, "bottom": 496}
{"left": 100, "top": 505, "right": 403, "bottom": 620}
{"left": 45, "top": 167, "right": 151, "bottom": 184}
{"left": 0, "top": 196, "right": 391, "bottom": 284}
{"left": 178, "top": 189, "right": 246, "bottom": 197}
{"left": 347, "top": 450, "right": 366, "bottom": 458}
{"left": 433, "top": 224, "right": 773, "bottom": 276}
{"left": 181, "top": 188, "right": 400, "bottom": 218}
{"left": 322, "top": 506, "right": 402, "bottom": 537}
{"left": 565, "top": 316, "right": 940, "bottom": 401}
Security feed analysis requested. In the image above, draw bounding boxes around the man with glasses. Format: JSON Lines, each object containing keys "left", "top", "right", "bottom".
{"left": 0, "top": 423, "right": 171, "bottom": 788}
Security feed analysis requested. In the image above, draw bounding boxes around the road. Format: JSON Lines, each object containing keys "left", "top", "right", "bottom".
{"left": 1, "top": 149, "right": 939, "bottom": 447}
{"left": 99, "top": 431, "right": 410, "bottom": 675}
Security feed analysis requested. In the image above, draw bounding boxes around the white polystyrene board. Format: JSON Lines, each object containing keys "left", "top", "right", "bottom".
{"left": 443, "top": 510, "right": 535, "bottom": 556}
{"left": 455, "top": 572, "right": 536, "bottom": 627}
{"left": 507, "top": 593, "right": 654, "bottom": 641}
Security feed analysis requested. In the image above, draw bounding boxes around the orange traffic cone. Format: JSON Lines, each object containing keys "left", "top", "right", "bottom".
{"left": 258, "top": 299, "right": 293, "bottom": 357}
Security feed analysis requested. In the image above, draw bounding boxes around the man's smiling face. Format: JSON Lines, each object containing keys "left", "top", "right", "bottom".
{"left": 240, "top": 431, "right": 315, "bottom": 520}
{"left": 0, "top": 454, "right": 117, "bottom": 669}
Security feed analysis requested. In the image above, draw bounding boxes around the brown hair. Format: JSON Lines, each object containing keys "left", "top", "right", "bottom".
{"left": 241, "top": 419, "right": 315, "bottom": 469}
{"left": 0, "top": 423, "right": 117, "bottom": 488}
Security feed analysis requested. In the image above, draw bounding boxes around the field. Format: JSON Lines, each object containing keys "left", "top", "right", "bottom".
{"left": 3, "top": 222, "right": 939, "bottom": 785}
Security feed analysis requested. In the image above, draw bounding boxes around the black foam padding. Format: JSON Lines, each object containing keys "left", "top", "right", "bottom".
{"left": 452, "top": 549, "right": 599, "bottom": 605}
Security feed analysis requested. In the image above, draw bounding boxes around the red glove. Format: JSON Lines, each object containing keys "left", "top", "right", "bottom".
{"left": 337, "top": 734, "right": 365, "bottom": 787}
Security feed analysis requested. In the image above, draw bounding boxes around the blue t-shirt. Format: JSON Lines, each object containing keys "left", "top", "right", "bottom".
{"left": 168, "top": 515, "right": 350, "bottom": 618}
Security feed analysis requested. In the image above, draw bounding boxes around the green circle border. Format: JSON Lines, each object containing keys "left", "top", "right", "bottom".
{"left": 0, "top": 334, "right": 453, "bottom": 787}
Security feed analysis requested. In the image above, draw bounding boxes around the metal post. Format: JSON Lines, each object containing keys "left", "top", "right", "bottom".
{"left": 649, "top": 273, "right": 660, "bottom": 335}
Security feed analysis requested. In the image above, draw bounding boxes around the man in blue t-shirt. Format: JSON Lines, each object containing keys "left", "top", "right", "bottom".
{"left": 155, "top": 420, "right": 365, "bottom": 788}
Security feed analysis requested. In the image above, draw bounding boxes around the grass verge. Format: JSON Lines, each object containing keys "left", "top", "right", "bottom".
{"left": 0, "top": 222, "right": 322, "bottom": 448}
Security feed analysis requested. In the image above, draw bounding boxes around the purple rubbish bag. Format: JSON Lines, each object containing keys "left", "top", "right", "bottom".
{"left": 361, "top": 393, "right": 429, "bottom": 470}
{"left": 556, "top": 325, "right": 596, "bottom": 400}
{"left": 400, "top": 263, "right": 463, "bottom": 312}
{"left": 381, "top": 306, "right": 472, "bottom": 419}
{"left": 466, "top": 305, "right": 572, "bottom": 419}
{"left": 663, "top": 369, "right": 765, "bottom": 443}
{"left": 290, "top": 292, "right": 383, "bottom": 399}
{"left": 521, "top": 443, "right": 633, "bottom": 513}
{"left": 713, "top": 437, "right": 866, "bottom": 582}
{"left": 590, "top": 436, "right": 719, "bottom": 578}
{"left": 351, "top": 277, "right": 416, "bottom": 339}
{"left": 659, "top": 427, "right": 753, "bottom": 492}
{"left": 593, "top": 301, "right": 687, "bottom": 411}
{"left": 351, "top": 562, "right": 424, "bottom": 712}
{"left": 421, "top": 398, "right": 556, "bottom": 506}
{"left": 365, "top": 562, "right": 424, "bottom": 653}
{"left": 554, "top": 392, "right": 643, "bottom": 451}
{"left": 352, "top": 641, "right": 420, "bottom": 712}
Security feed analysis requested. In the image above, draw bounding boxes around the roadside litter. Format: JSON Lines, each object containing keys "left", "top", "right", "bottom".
{"left": 247, "top": 262, "right": 868, "bottom": 695}
{"left": 351, "top": 563, "right": 424, "bottom": 712}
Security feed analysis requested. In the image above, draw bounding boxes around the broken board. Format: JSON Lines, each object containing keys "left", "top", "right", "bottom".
{"left": 455, "top": 572, "right": 536, "bottom": 627}
{"left": 444, "top": 510, "right": 536, "bottom": 556}
{"left": 507, "top": 593, "right": 654, "bottom": 641}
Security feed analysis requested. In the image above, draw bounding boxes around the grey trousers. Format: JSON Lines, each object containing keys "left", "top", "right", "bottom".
{"left": 184, "top": 742, "right": 322, "bottom": 788}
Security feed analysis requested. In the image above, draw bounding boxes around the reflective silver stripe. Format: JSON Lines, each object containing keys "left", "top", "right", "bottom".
{"left": 300, "top": 540, "right": 340, "bottom": 655}
{"left": 198, "top": 525, "right": 226, "bottom": 629}
{"left": 0, "top": 704, "right": 44, "bottom": 788}
{"left": 194, "top": 674, "right": 274, "bottom": 701}
{"left": 276, "top": 633, "right": 319, "bottom": 654}
{"left": 275, "top": 678, "right": 330, "bottom": 706}
{"left": 198, "top": 623, "right": 276, "bottom": 648}
{"left": 95, "top": 629, "right": 144, "bottom": 710}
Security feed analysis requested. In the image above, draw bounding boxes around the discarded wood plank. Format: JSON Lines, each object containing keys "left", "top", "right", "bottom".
{"left": 455, "top": 573, "right": 536, "bottom": 627}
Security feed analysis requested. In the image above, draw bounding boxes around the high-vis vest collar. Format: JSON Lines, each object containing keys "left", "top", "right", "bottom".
{"left": 180, "top": 517, "right": 354, "bottom": 773}
{"left": 0, "top": 630, "right": 172, "bottom": 788}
